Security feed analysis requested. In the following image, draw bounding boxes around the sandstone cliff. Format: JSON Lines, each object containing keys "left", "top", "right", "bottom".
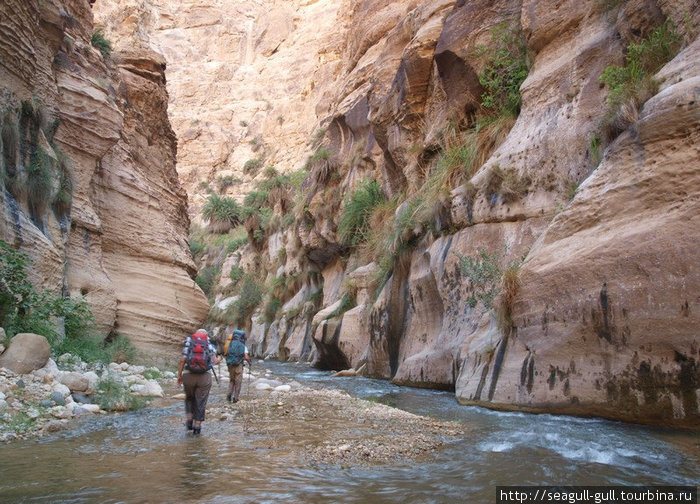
{"left": 0, "top": 0, "right": 208, "bottom": 353}
{"left": 93, "top": 0, "right": 698, "bottom": 427}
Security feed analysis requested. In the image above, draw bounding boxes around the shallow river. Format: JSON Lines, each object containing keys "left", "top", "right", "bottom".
{"left": 0, "top": 362, "right": 697, "bottom": 503}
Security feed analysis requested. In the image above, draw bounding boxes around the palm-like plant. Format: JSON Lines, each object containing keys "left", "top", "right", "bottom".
{"left": 202, "top": 194, "right": 241, "bottom": 233}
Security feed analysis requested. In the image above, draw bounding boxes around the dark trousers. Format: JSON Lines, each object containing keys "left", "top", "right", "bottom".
{"left": 182, "top": 372, "right": 212, "bottom": 421}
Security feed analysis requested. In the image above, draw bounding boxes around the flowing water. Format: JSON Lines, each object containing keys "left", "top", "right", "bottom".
{"left": 0, "top": 362, "right": 697, "bottom": 503}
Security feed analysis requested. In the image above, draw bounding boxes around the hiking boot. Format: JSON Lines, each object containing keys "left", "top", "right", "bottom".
{"left": 186, "top": 419, "right": 193, "bottom": 431}
{"left": 226, "top": 393, "right": 232, "bottom": 403}
{"left": 232, "top": 398, "right": 238, "bottom": 403}
{"left": 192, "top": 427, "right": 201, "bottom": 435}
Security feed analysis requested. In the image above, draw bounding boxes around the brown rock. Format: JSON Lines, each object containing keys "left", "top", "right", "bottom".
{"left": 0, "top": 334, "right": 51, "bottom": 375}
{"left": 59, "top": 372, "right": 90, "bottom": 393}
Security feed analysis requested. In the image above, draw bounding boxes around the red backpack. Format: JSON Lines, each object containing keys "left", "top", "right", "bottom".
{"left": 185, "top": 331, "right": 212, "bottom": 373}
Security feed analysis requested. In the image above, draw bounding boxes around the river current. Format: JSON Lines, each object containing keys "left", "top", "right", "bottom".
{"left": 0, "top": 362, "right": 697, "bottom": 503}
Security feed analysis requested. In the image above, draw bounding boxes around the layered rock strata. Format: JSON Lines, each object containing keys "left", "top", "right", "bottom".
{"left": 90, "top": 0, "right": 698, "bottom": 427}
{"left": 0, "top": 0, "right": 208, "bottom": 352}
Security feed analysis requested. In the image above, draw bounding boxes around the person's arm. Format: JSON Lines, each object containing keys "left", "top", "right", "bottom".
{"left": 177, "top": 356, "right": 185, "bottom": 386}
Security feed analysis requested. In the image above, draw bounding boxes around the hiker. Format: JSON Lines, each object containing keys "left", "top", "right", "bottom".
{"left": 177, "top": 328, "right": 221, "bottom": 435}
{"left": 223, "top": 329, "right": 251, "bottom": 403}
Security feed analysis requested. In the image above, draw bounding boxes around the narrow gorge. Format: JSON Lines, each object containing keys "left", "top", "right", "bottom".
{"left": 1, "top": 0, "right": 698, "bottom": 430}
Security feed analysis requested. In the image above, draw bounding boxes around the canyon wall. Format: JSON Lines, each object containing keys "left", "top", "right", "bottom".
{"left": 93, "top": 0, "right": 698, "bottom": 427}
{"left": 0, "top": 0, "right": 208, "bottom": 353}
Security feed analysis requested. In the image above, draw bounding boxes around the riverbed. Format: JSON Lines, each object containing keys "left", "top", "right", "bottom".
{"left": 0, "top": 361, "right": 697, "bottom": 503}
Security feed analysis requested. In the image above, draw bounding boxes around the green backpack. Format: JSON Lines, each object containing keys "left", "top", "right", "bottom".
{"left": 226, "top": 330, "right": 246, "bottom": 366}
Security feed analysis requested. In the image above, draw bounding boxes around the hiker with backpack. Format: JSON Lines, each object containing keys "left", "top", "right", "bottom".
{"left": 177, "top": 328, "right": 222, "bottom": 435}
{"left": 223, "top": 329, "right": 251, "bottom": 403}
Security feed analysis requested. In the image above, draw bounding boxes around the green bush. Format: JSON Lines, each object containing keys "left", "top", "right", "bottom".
{"left": 476, "top": 20, "right": 530, "bottom": 117}
{"left": 226, "top": 235, "right": 248, "bottom": 254}
{"left": 229, "top": 265, "right": 243, "bottom": 284}
{"left": 230, "top": 273, "right": 263, "bottom": 325}
{"left": 243, "top": 158, "right": 262, "bottom": 175}
{"left": 196, "top": 265, "right": 221, "bottom": 297}
{"left": 600, "top": 20, "right": 681, "bottom": 134}
{"left": 189, "top": 239, "right": 205, "bottom": 257}
{"left": 95, "top": 375, "right": 147, "bottom": 412}
{"left": 202, "top": 194, "right": 241, "bottom": 233}
{"left": 0, "top": 239, "right": 132, "bottom": 362}
{"left": 216, "top": 174, "right": 239, "bottom": 193}
{"left": 91, "top": 29, "right": 112, "bottom": 59}
{"left": 338, "top": 179, "right": 386, "bottom": 246}
{"left": 459, "top": 248, "right": 503, "bottom": 309}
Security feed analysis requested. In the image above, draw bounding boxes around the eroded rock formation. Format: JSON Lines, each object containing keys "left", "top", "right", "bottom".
{"left": 0, "top": 0, "right": 208, "bottom": 353}
{"left": 92, "top": 0, "right": 697, "bottom": 427}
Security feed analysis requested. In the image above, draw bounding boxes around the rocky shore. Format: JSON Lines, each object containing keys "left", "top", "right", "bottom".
{"left": 0, "top": 354, "right": 169, "bottom": 443}
{"left": 1, "top": 347, "right": 462, "bottom": 467}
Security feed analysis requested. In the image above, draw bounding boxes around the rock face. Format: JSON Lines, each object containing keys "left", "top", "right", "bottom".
{"left": 0, "top": 333, "right": 51, "bottom": 375}
{"left": 93, "top": 0, "right": 697, "bottom": 427}
{"left": 0, "top": 0, "right": 208, "bottom": 352}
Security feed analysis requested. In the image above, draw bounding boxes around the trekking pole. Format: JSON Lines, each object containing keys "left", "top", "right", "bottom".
{"left": 211, "top": 365, "right": 220, "bottom": 385}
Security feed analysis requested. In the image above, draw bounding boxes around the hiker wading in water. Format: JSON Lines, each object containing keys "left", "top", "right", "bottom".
{"left": 223, "top": 329, "right": 251, "bottom": 403}
{"left": 177, "top": 328, "right": 221, "bottom": 435}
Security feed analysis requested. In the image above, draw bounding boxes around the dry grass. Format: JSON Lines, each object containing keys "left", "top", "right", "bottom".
{"left": 498, "top": 261, "right": 521, "bottom": 331}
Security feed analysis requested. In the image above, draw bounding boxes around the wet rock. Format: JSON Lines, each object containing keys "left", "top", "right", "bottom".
{"left": 43, "top": 420, "right": 69, "bottom": 433}
{"left": 0, "top": 333, "right": 51, "bottom": 375}
{"left": 39, "top": 400, "right": 54, "bottom": 408}
{"left": 16, "top": 379, "right": 25, "bottom": 389}
{"left": 71, "top": 393, "right": 93, "bottom": 404}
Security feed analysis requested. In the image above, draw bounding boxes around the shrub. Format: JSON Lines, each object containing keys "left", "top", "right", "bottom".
{"left": 216, "top": 174, "right": 239, "bottom": 193}
{"left": 143, "top": 368, "right": 162, "bottom": 380}
{"left": 95, "top": 375, "right": 147, "bottom": 412}
{"left": 459, "top": 248, "right": 503, "bottom": 309}
{"left": 91, "top": 29, "right": 112, "bottom": 59}
{"left": 230, "top": 273, "right": 263, "bottom": 325}
{"left": 337, "top": 179, "right": 386, "bottom": 246}
{"left": 53, "top": 150, "right": 73, "bottom": 218}
{"left": 189, "top": 239, "right": 205, "bottom": 257}
{"left": 324, "top": 292, "right": 356, "bottom": 320}
{"left": 243, "top": 158, "right": 262, "bottom": 175}
{"left": 104, "top": 333, "right": 138, "bottom": 363}
{"left": 599, "top": 20, "right": 681, "bottom": 137}
{"left": 459, "top": 247, "right": 524, "bottom": 331}
{"left": 196, "top": 265, "right": 220, "bottom": 297}
{"left": 202, "top": 194, "right": 241, "bottom": 234}
{"left": 226, "top": 235, "right": 248, "bottom": 254}
{"left": 229, "top": 265, "right": 243, "bottom": 284}
{"left": 476, "top": 20, "right": 530, "bottom": 117}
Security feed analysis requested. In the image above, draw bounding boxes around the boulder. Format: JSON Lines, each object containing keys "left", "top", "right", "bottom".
{"left": 0, "top": 333, "right": 51, "bottom": 375}
{"left": 59, "top": 372, "right": 90, "bottom": 393}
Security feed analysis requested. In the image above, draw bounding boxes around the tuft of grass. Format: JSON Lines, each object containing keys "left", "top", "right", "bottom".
{"left": 216, "top": 174, "right": 239, "bottom": 193}
{"left": 599, "top": 20, "right": 681, "bottom": 138}
{"left": 91, "top": 29, "right": 112, "bottom": 59}
{"left": 337, "top": 179, "right": 386, "bottom": 246}
{"left": 95, "top": 375, "right": 148, "bottom": 412}
{"left": 243, "top": 158, "right": 262, "bottom": 175}
{"left": 459, "top": 247, "right": 524, "bottom": 331}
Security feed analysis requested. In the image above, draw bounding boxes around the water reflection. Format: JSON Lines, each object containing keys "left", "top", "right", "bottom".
{"left": 0, "top": 361, "right": 697, "bottom": 503}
